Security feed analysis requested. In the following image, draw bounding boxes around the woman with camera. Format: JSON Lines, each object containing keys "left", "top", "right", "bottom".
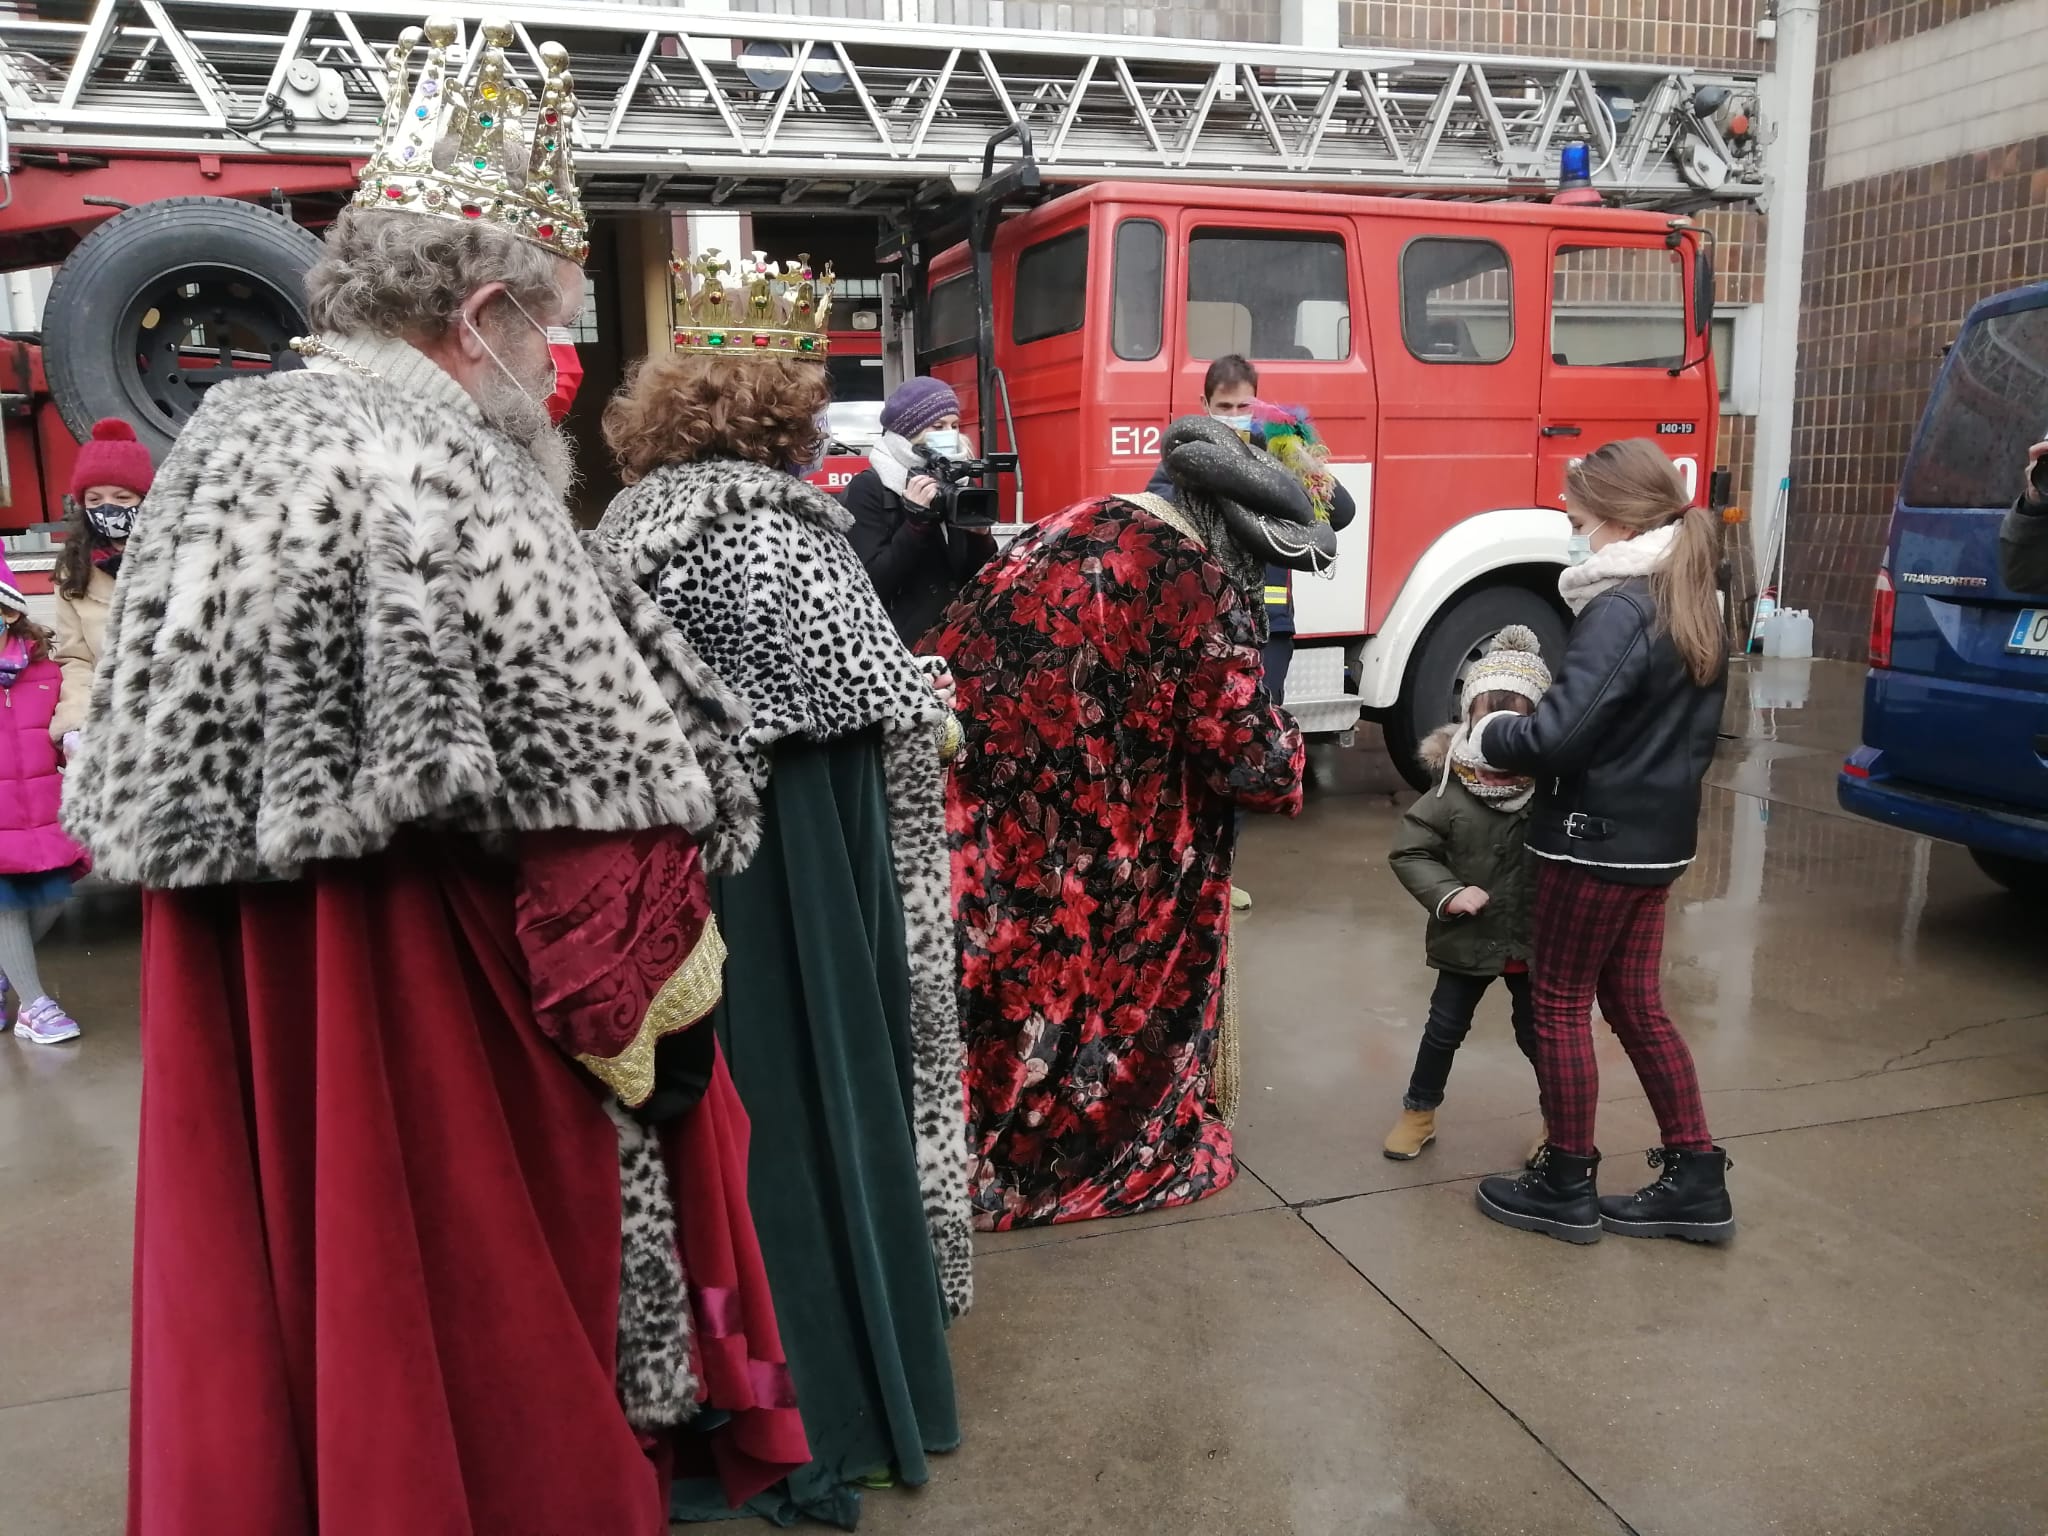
{"left": 843, "top": 377, "right": 997, "bottom": 645}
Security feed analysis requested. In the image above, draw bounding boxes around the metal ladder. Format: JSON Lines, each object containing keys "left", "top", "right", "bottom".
{"left": 0, "top": 0, "right": 1765, "bottom": 213}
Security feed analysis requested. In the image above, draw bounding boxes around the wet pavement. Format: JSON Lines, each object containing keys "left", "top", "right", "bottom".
{"left": 3, "top": 658, "right": 2044, "bottom": 1535}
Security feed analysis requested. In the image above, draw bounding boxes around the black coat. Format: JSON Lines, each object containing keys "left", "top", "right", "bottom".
{"left": 1479, "top": 577, "right": 1727, "bottom": 886}
{"left": 2002, "top": 493, "right": 2048, "bottom": 594}
{"left": 1140, "top": 458, "right": 1356, "bottom": 636}
{"left": 841, "top": 467, "right": 996, "bottom": 646}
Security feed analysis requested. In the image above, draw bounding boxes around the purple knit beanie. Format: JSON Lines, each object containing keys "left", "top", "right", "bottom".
{"left": 880, "top": 377, "right": 961, "bottom": 440}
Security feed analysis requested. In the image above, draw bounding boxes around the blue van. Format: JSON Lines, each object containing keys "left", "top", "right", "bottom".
{"left": 1838, "top": 282, "right": 2048, "bottom": 897}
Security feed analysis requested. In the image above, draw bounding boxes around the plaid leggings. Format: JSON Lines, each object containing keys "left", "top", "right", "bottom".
{"left": 1530, "top": 859, "right": 1714, "bottom": 1156}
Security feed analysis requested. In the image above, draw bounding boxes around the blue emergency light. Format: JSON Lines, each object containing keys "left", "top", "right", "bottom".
{"left": 1554, "top": 141, "right": 1601, "bottom": 205}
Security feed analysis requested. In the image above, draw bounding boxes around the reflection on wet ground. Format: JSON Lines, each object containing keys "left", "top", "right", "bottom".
{"left": 2, "top": 660, "right": 2042, "bottom": 1536}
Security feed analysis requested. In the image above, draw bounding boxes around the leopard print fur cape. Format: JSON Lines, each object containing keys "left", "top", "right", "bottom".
{"left": 62, "top": 339, "right": 753, "bottom": 886}
{"left": 61, "top": 338, "right": 764, "bottom": 1431}
{"left": 596, "top": 458, "right": 974, "bottom": 1319}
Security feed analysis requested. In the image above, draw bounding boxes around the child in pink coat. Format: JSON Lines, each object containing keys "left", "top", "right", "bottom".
{"left": 0, "top": 558, "right": 88, "bottom": 1043}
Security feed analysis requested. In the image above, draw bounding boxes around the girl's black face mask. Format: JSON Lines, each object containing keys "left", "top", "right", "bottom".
{"left": 85, "top": 502, "right": 137, "bottom": 541}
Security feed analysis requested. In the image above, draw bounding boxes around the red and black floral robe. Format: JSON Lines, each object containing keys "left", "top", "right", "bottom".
{"left": 926, "top": 496, "right": 1305, "bottom": 1229}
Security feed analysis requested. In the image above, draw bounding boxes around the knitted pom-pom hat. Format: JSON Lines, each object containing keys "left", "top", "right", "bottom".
{"left": 878, "top": 377, "right": 961, "bottom": 441}
{"left": 1460, "top": 623, "right": 1551, "bottom": 711}
{"left": 69, "top": 418, "right": 154, "bottom": 501}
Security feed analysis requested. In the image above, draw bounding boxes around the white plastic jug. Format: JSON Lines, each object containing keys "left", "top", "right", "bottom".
{"left": 1760, "top": 608, "right": 1813, "bottom": 659}
{"left": 1778, "top": 608, "right": 1814, "bottom": 659}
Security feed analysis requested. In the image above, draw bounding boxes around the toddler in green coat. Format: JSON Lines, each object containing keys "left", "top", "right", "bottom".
{"left": 1383, "top": 624, "right": 1551, "bottom": 1161}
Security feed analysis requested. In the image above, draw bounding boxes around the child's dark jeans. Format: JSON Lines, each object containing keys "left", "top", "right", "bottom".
{"left": 1402, "top": 969, "right": 1537, "bottom": 1111}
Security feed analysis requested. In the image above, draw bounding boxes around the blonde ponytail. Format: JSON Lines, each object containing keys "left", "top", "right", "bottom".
{"left": 1565, "top": 438, "right": 1726, "bottom": 685}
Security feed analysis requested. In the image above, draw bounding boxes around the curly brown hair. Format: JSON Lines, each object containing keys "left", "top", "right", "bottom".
{"left": 603, "top": 351, "right": 830, "bottom": 484}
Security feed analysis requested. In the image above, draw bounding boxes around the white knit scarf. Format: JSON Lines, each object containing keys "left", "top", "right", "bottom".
{"left": 1557, "top": 522, "right": 1678, "bottom": 613}
{"left": 868, "top": 432, "right": 924, "bottom": 496}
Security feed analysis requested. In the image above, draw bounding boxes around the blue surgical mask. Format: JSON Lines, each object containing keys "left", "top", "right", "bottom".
{"left": 1566, "top": 520, "right": 1605, "bottom": 566}
{"left": 1217, "top": 413, "right": 1253, "bottom": 434}
{"left": 922, "top": 429, "right": 965, "bottom": 459}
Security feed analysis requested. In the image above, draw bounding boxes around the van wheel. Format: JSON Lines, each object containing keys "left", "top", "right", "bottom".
{"left": 1968, "top": 848, "right": 2048, "bottom": 899}
{"left": 1383, "top": 585, "right": 1567, "bottom": 792}
{"left": 42, "top": 197, "right": 323, "bottom": 461}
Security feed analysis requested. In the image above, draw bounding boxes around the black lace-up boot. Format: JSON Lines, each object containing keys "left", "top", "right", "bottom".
{"left": 1598, "top": 1147, "right": 1735, "bottom": 1243}
{"left": 1475, "top": 1147, "right": 1601, "bottom": 1243}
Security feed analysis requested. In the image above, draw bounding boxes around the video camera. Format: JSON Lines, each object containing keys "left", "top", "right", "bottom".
{"left": 916, "top": 448, "right": 1018, "bottom": 532}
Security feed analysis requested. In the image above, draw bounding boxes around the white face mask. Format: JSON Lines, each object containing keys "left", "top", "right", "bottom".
{"left": 1566, "top": 519, "right": 1606, "bottom": 566}
{"left": 921, "top": 428, "right": 965, "bottom": 459}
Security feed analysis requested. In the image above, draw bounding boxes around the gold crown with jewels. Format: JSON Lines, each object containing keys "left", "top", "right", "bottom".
{"left": 353, "top": 15, "right": 588, "bottom": 265}
{"left": 671, "top": 249, "right": 834, "bottom": 358}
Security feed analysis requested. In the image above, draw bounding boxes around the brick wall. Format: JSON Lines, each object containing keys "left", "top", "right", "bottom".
{"left": 1788, "top": 0, "right": 2048, "bottom": 654}
{"left": 1341, "top": 0, "right": 1764, "bottom": 69}
{"left": 731, "top": 0, "right": 1284, "bottom": 39}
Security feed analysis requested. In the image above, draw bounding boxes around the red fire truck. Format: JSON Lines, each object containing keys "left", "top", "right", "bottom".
{"left": 919, "top": 181, "right": 1722, "bottom": 770}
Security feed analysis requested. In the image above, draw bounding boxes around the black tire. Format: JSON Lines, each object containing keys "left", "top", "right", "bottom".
{"left": 1382, "top": 584, "right": 1568, "bottom": 792}
{"left": 42, "top": 196, "right": 323, "bottom": 461}
{"left": 1968, "top": 847, "right": 2048, "bottom": 899}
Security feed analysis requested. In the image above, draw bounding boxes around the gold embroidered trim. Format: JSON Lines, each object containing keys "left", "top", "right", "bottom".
{"left": 577, "top": 914, "right": 728, "bottom": 1107}
{"left": 1116, "top": 491, "right": 1207, "bottom": 550}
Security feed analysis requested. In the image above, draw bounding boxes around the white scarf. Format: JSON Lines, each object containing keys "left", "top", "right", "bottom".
{"left": 1557, "top": 522, "right": 1678, "bottom": 613}
{"left": 868, "top": 432, "right": 925, "bottom": 496}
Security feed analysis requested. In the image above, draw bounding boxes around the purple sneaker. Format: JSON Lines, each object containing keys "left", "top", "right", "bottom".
{"left": 15, "top": 996, "right": 78, "bottom": 1045}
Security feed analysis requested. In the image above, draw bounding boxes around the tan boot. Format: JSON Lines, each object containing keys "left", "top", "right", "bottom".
{"left": 1525, "top": 1121, "right": 1549, "bottom": 1170}
{"left": 1383, "top": 1107, "right": 1437, "bottom": 1160}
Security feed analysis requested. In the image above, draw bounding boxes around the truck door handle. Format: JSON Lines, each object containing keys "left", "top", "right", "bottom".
{"left": 1542, "top": 425, "right": 1582, "bottom": 437}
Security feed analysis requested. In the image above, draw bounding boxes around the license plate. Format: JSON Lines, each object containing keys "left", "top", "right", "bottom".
{"left": 2007, "top": 608, "right": 2048, "bottom": 655}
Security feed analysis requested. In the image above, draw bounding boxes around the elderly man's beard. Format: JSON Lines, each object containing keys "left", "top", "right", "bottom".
{"left": 475, "top": 362, "right": 577, "bottom": 499}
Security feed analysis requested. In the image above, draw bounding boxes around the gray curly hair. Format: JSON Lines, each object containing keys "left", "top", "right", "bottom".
{"left": 303, "top": 206, "right": 569, "bottom": 339}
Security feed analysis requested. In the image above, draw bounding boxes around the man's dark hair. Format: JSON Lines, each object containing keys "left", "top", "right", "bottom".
{"left": 1202, "top": 354, "right": 1258, "bottom": 401}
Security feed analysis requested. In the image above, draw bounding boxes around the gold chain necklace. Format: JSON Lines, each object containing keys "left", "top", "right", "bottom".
{"left": 290, "top": 335, "right": 382, "bottom": 381}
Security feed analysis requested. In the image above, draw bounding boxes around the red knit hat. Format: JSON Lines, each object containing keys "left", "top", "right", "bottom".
{"left": 70, "top": 418, "right": 154, "bottom": 501}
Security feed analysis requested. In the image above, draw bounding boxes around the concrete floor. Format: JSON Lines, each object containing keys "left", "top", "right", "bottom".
{"left": 3, "top": 658, "right": 2045, "bottom": 1535}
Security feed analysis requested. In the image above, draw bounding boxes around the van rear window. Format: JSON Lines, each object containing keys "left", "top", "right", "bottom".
{"left": 1186, "top": 230, "right": 1350, "bottom": 362}
{"left": 1903, "top": 303, "right": 2048, "bottom": 509}
{"left": 1014, "top": 229, "right": 1089, "bottom": 345}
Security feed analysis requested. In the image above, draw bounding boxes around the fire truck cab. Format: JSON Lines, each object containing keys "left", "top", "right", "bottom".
{"left": 921, "top": 184, "right": 1720, "bottom": 779}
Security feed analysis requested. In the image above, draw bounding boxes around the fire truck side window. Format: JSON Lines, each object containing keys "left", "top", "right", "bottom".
{"left": 1013, "top": 229, "right": 1090, "bottom": 345}
{"left": 1400, "top": 238, "right": 1513, "bottom": 364}
{"left": 1550, "top": 245, "right": 1687, "bottom": 369}
{"left": 1112, "top": 218, "right": 1166, "bottom": 362}
{"left": 922, "top": 275, "right": 977, "bottom": 363}
{"left": 1185, "top": 230, "right": 1350, "bottom": 362}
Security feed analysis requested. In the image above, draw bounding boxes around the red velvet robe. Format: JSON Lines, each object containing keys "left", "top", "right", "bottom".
{"left": 928, "top": 497, "right": 1305, "bottom": 1229}
{"left": 127, "top": 830, "right": 805, "bottom": 1535}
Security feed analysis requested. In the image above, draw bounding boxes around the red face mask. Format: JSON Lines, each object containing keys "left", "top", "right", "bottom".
{"left": 543, "top": 327, "right": 583, "bottom": 424}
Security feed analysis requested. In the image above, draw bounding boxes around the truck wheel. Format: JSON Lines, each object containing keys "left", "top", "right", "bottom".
{"left": 42, "top": 197, "right": 323, "bottom": 461}
{"left": 1968, "top": 848, "right": 2048, "bottom": 900}
{"left": 1382, "top": 585, "right": 1567, "bottom": 792}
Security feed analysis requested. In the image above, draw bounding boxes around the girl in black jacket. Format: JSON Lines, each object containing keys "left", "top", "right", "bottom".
{"left": 1468, "top": 438, "right": 1735, "bottom": 1247}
